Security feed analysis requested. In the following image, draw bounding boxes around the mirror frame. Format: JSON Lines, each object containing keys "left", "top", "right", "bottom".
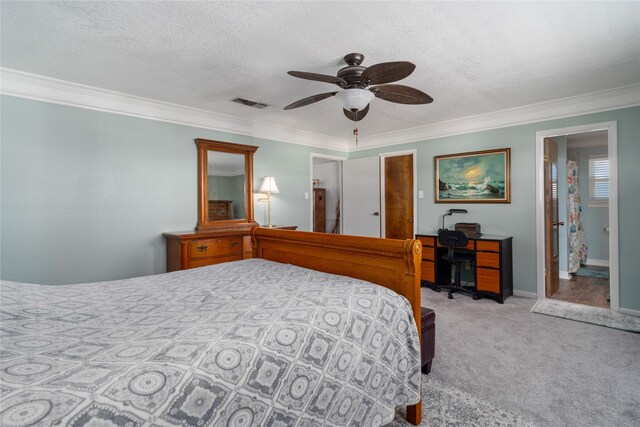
{"left": 195, "top": 138, "right": 259, "bottom": 232}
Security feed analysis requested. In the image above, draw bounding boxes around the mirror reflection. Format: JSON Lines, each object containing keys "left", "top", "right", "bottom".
{"left": 207, "top": 151, "right": 246, "bottom": 221}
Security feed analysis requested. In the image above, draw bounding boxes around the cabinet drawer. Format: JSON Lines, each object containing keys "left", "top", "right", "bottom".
{"left": 476, "top": 268, "right": 500, "bottom": 294}
{"left": 417, "top": 236, "right": 435, "bottom": 247}
{"left": 189, "top": 254, "right": 242, "bottom": 268}
{"left": 190, "top": 237, "right": 242, "bottom": 259}
{"left": 421, "top": 260, "right": 435, "bottom": 283}
{"left": 422, "top": 247, "right": 435, "bottom": 261}
{"left": 476, "top": 252, "right": 500, "bottom": 269}
{"left": 477, "top": 241, "right": 500, "bottom": 252}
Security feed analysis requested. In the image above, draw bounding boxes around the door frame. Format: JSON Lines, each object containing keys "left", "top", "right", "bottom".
{"left": 379, "top": 149, "right": 418, "bottom": 238}
{"left": 534, "top": 121, "right": 619, "bottom": 312}
{"left": 310, "top": 153, "right": 346, "bottom": 233}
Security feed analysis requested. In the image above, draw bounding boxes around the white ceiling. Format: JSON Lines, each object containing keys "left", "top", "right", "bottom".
{"left": 2, "top": 1, "right": 639, "bottom": 145}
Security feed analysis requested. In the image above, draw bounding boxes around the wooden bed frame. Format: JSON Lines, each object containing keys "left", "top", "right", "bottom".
{"left": 252, "top": 227, "right": 423, "bottom": 425}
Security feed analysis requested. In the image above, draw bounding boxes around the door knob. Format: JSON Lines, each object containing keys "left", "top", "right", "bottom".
{"left": 409, "top": 219, "right": 414, "bottom": 223}
{"left": 372, "top": 212, "right": 379, "bottom": 216}
{"left": 553, "top": 221, "right": 565, "bottom": 226}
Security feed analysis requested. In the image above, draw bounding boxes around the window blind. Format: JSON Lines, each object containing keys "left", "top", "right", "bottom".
{"left": 588, "top": 154, "right": 608, "bottom": 206}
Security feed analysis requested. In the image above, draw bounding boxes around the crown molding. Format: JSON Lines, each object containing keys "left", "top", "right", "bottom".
{"left": 350, "top": 83, "right": 640, "bottom": 151}
{"left": 2, "top": 68, "right": 638, "bottom": 154}
{"left": 0, "top": 68, "right": 350, "bottom": 152}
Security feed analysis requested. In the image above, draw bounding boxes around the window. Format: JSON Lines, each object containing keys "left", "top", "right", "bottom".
{"left": 588, "top": 154, "right": 609, "bottom": 207}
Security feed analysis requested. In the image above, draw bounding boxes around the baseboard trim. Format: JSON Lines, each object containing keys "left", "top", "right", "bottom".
{"left": 559, "top": 271, "right": 571, "bottom": 280}
{"left": 586, "top": 259, "right": 609, "bottom": 267}
{"left": 620, "top": 307, "right": 640, "bottom": 318}
{"left": 513, "top": 290, "right": 538, "bottom": 299}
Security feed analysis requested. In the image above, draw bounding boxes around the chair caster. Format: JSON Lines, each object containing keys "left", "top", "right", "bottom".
{"left": 472, "top": 294, "right": 479, "bottom": 300}
{"left": 448, "top": 293, "right": 453, "bottom": 299}
{"left": 435, "top": 288, "right": 441, "bottom": 293}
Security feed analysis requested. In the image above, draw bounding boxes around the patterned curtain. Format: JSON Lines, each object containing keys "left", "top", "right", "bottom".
{"left": 567, "top": 160, "right": 588, "bottom": 273}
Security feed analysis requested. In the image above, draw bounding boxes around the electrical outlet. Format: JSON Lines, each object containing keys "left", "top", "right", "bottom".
{"left": 304, "top": 192, "right": 309, "bottom": 200}
{"left": 418, "top": 190, "right": 424, "bottom": 198}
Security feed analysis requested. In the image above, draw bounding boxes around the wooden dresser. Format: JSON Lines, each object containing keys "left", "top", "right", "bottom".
{"left": 416, "top": 232, "right": 513, "bottom": 303}
{"left": 164, "top": 226, "right": 298, "bottom": 271}
{"left": 313, "top": 188, "right": 326, "bottom": 232}
{"left": 164, "top": 229, "right": 251, "bottom": 271}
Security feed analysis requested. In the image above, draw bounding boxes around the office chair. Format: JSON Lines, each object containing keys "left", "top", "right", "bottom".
{"left": 437, "top": 229, "right": 478, "bottom": 300}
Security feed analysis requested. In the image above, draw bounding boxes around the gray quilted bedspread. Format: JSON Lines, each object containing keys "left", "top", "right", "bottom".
{"left": 0, "top": 259, "right": 421, "bottom": 427}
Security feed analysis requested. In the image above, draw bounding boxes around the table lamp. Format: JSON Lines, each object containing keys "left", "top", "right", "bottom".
{"left": 259, "top": 176, "right": 279, "bottom": 227}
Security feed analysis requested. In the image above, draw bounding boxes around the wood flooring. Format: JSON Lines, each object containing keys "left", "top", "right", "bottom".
{"left": 549, "top": 265, "right": 610, "bottom": 309}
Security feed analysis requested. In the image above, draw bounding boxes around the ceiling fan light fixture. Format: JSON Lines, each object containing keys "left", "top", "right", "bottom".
{"left": 335, "top": 89, "right": 374, "bottom": 112}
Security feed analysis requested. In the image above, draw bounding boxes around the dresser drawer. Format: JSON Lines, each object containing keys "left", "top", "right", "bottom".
{"left": 190, "top": 237, "right": 242, "bottom": 259}
{"left": 476, "top": 252, "right": 500, "bottom": 269}
{"left": 421, "top": 260, "right": 435, "bottom": 283}
{"left": 476, "top": 267, "right": 500, "bottom": 294}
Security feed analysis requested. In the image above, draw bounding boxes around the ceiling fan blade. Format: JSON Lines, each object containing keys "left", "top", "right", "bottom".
{"left": 288, "top": 71, "right": 347, "bottom": 87}
{"left": 370, "top": 84, "right": 433, "bottom": 104}
{"left": 283, "top": 92, "right": 338, "bottom": 110}
{"left": 360, "top": 61, "right": 416, "bottom": 85}
{"left": 343, "top": 104, "right": 370, "bottom": 121}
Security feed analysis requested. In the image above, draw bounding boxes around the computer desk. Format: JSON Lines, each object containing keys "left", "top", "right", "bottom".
{"left": 415, "top": 231, "right": 513, "bottom": 303}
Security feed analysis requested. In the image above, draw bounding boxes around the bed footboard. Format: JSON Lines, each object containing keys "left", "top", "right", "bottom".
{"left": 252, "top": 227, "right": 423, "bottom": 425}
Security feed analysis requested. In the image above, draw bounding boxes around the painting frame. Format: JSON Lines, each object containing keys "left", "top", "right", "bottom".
{"left": 434, "top": 148, "right": 511, "bottom": 203}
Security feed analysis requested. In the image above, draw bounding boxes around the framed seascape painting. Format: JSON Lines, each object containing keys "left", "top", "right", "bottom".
{"left": 434, "top": 148, "right": 511, "bottom": 203}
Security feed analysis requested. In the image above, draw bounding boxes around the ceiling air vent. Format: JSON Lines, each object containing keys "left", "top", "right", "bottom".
{"left": 232, "top": 98, "right": 268, "bottom": 109}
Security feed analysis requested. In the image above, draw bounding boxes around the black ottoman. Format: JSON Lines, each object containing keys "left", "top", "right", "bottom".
{"left": 421, "top": 307, "right": 436, "bottom": 374}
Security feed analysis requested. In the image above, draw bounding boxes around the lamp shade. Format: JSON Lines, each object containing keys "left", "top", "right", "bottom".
{"left": 335, "top": 89, "right": 375, "bottom": 111}
{"left": 259, "top": 176, "right": 279, "bottom": 194}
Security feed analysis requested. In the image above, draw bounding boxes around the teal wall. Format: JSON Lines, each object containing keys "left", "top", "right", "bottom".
{"left": 349, "top": 106, "right": 640, "bottom": 311}
{"left": 578, "top": 145, "right": 610, "bottom": 261}
{"left": 0, "top": 95, "right": 342, "bottom": 285}
{"left": 1, "top": 95, "right": 638, "bottom": 311}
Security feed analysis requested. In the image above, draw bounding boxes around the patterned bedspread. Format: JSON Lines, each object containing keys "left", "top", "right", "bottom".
{"left": 0, "top": 259, "right": 421, "bottom": 427}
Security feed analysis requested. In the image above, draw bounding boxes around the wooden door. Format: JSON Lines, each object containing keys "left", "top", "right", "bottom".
{"left": 544, "top": 138, "right": 560, "bottom": 296}
{"left": 343, "top": 157, "right": 381, "bottom": 237}
{"left": 385, "top": 154, "right": 414, "bottom": 240}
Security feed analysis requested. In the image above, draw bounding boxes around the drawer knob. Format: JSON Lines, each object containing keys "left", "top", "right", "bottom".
{"left": 231, "top": 241, "right": 239, "bottom": 247}
{"left": 196, "top": 245, "right": 209, "bottom": 252}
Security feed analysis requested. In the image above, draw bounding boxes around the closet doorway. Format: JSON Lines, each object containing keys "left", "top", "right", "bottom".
{"left": 536, "top": 122, "right": 618, "bottom": 311}
{"left": 310, "top": 154, "right": 344, "bottom": 234}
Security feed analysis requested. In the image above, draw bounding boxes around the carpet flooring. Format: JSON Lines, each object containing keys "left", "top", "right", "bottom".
{"left": 420, "top": 288, "right": 640, "bottom": 427}
{"left": 531, "top": 298, "right": 640, "bottom": 333}
{"left": 388, "top": 376, "right": 537, "bottom": 426}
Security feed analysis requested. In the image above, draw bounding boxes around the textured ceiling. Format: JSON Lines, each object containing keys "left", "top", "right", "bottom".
{"left": 2, "top": 1, "right": 639, "bottom": 141}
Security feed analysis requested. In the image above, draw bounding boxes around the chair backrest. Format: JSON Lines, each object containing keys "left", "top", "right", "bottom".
{"left": 437, "top": 229, "right": 469, "bottom": 263}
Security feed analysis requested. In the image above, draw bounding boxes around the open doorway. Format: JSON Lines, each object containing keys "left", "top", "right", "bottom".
{"left": 310, "top": 154, "right": 344, "bottom": 234}
{"left": 536, "top": 122, "right": 619, "bottom": 311}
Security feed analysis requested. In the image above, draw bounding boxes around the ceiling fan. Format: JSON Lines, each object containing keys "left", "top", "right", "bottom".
{"left": 284, "top": 53, "right": 433, "bottom": 122}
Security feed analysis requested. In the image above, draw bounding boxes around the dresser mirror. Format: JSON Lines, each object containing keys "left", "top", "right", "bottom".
{"left": 196, "top": 139, "right": 258, "bottom": 231}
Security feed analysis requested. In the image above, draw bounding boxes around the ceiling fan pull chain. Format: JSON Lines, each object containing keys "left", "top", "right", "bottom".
{"left": 353, "top": 115, "right": 358, "bottom": 147}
